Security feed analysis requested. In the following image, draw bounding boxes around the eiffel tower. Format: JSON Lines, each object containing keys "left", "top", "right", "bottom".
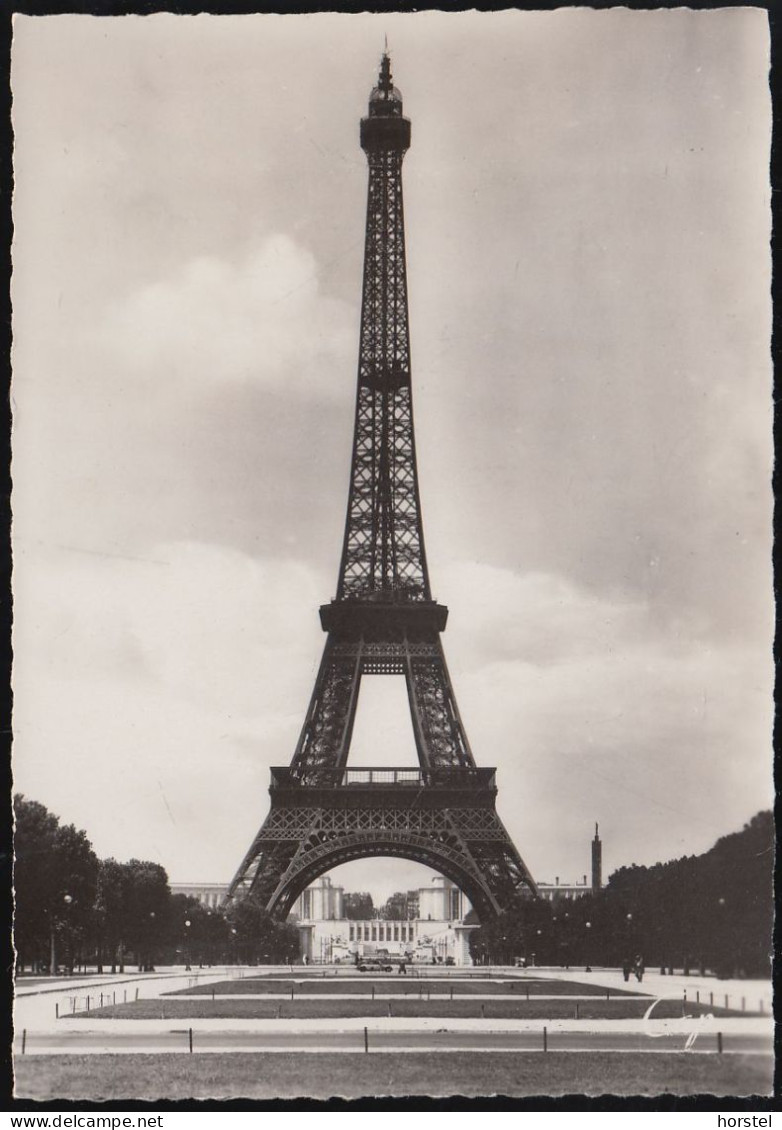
{"left": 226, "top": 54, "right": 537, "bottom": 921}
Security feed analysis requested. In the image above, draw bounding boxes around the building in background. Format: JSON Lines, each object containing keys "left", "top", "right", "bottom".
{"left": 294, "top": 875, "right": 344, "bottom": 921}
{"left": 292, "top": 875, "right": 476, "bottom": 966}
{"left": 170, "top": 882, "right": 229, "bottom": 909}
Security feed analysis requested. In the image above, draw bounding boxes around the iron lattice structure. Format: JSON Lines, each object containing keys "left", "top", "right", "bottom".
{"left": 227, "top": 56, "right": 537, "bottom": 921}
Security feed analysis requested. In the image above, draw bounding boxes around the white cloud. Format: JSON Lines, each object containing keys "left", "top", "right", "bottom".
{"left": 12, "top": 540, "right": 329, "bottom": 876}
{"left": 97, "top": 234, "right": 355, "bottom": 397}
{"left": 437, "top": 561, "right": 773, "bottom": 879}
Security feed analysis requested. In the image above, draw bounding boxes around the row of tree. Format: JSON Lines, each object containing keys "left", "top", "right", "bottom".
{"left": 13, "top": 795, "right": 299, "bottom": 974}
{"left": 469, "top": 811, "right": 773, "bottom": 978}
{"left": 343, "top": 891, "right": 417, "bottom": 920}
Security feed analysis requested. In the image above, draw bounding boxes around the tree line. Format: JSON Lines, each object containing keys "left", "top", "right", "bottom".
{"left": 13, "top": 794, "right": 299, "bottom": 975}
{"left": 470, "top": 811, "right": 773, "bottom": 978}
{"left": 342, "top": 891, "right": 417, "bottom": 920}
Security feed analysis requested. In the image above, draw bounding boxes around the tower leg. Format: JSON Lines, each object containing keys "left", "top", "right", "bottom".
{"left": 290, "top": 639, "right": 363, "bottom": 784}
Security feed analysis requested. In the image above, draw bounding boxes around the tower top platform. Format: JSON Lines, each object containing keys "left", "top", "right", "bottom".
{"left": 361, "top": 53, "right": 410, "bottom": 152}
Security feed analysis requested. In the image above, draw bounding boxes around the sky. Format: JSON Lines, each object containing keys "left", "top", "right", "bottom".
{"left": 10, "top": 10, "right": 773, "bottom": 906}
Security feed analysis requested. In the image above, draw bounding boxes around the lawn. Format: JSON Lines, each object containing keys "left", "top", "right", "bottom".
{"left": 69, "top": 998, "right": 740, "bottom": 1021}
{"left": 168, "top": 978, "right": 639, "bottom": 998}
{"left": 14, "top": 1051, "right": 773, "bottom": 1100}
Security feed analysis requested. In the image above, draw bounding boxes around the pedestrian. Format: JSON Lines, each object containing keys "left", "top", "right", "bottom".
{"left": 622, "top": 957, "right": 632, "bottom": 982}
{"left": 633, "top": 954, "right": 644, "bottom": 982}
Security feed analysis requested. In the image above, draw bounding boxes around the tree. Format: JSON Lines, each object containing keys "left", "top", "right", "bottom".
{"left": 380, "top": 891, "right": 412, "bottom": 920}
{"left": 468, "top": 811, "right": 773, "bottom": 976}
{"left": 343, "top": 892, "right": 374, "bottom": 920}
{"left": 224, "top": 898, "right": 300, "bottom": 964}
{"left": 95, "top": 858, "right": 131, "bottom": 973}
{"left": 13, "top": 796, "right": 61, "bottom": 971}
{"left": 171, "top": 898, "right": 230, "bottom": 967}
{"left": 51, "top": 821, "right": 99, "bottom": 973}
{"left": 13, "top": 795, "right": 98, "bottom": 974}
{"left": 122, "top": 860, "right": 171, "bottom": 971}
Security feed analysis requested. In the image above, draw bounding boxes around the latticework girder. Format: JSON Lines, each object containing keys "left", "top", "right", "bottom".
{"left": 228, "top": 777, "right": 536, "bottom": 920}
{"left": 337, "top": 86, "right": 428, "bottom": 602}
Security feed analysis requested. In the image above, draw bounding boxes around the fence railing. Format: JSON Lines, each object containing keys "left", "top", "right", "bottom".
{"left": 271, "top": 766, "right": 496, "bottom": 790}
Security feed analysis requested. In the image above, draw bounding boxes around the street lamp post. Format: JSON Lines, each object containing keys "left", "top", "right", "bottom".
{"left": 584, "top": 921, "right": 592, "bottom": 973}
{"left": 144, "top": 911, "right": 156, "bottom": 973}
{"left": 622, "top": 914, "right": 633, "bottom": 981}
{"left": 715, "top": 897, "right": 728, "bottom": 978}
{"left": 49, "top": 893, "right": 74, "bottom": 977}
{"left": 184, "top": 920, "right": 192, "bottom": 971}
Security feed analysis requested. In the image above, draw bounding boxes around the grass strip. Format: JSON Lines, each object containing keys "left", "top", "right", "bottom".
{"left": 69, "top": 998, "right": 745, "bottom": 1021}
{"left": 14, "top": 1051, "right": 772, "bottom": 1100}
{"left": 167, "top": 978, "right": 639, "bottom": 998}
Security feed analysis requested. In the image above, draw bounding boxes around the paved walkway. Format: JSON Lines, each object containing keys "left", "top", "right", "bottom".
{"left": 15, "top": 1023, "right": 772, "bottom": 1057}
{"left": 536, "top": 966, "right": 771, "bottom": 1013}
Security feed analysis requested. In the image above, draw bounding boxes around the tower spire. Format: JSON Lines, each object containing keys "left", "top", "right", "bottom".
{"left": 379, "top": 48, "right": 392, "bottom": 93}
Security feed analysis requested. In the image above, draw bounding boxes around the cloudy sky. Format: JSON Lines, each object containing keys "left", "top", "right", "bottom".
{"left": 11, "top": 10, "right": 772, "bottom": 904}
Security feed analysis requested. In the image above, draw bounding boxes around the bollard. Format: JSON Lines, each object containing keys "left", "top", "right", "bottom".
{"left": 113, "top": 992, "right": 116, "bottom": 1006}
{"left": 543, "top": 1026, "right": 548, "bottom": 1053}
{"left": 575, "top": 1002, "right": 579, "bottom": 1020}
{"left": 526, "top": 986, "right": 530, "bottom": 1001}
{"left": 135, "top": 988, "right": 139, "bottom": 1002}
{"left": 212, "top": 989, "right": 215, "bottom": 1001}
{"left": 682, "top": 990, "right": 687, "bottom": 1018}
{"left": 450, "top": 986, "right": 453, "bottom": 1001}
{"left": 100, "top": 993, "right": 104, "bottom": 1008}
{"left": 55, "top": 1003, "right": 59, "bottom": 1019}
{"left": 364, "top": 1026, "right": 369, "bottom": 1054}
{"left": 741, "top": 997, "right": 745, "bottom": 1012}
{"left": 387, "top": 1002, "right": 392, "bottom": 1017}
{"left": 72, "top": 997, "right": 76, "bottom": 1016}
{"left": 189, "top": 1027, "right": 193, "bottom": 1053}
{"left": 124, "top": 990, "right": 127, "bottom": 1004}
{"left": 86, "top": 996, "right": 90, "bottom": 1013}
{"left": 22, "top": 1029, "right": 26, "bottom": 1055}
{"left": 291, "top": 985, "right": 294, "bottom": 1001}
{"left": 709, "top": 992, "right": 713, "bottom": 1007}
{"left": 717, "top": 1031, "right": 723, "bottom": 1055}
{"left": 606, "top": 989, "right": 609, "bottom": 1001}
{"left": 372, "top": 985, "right": 375, "bottom": 1000}
{"left": 696, "top": 991, "right": 700, "bottom": 1004}
{"left": 481, "top": 1003, "right": 485, "bottom": 1018}
{"left": 724, "top": 994, "right": 729, "bottom": 1011}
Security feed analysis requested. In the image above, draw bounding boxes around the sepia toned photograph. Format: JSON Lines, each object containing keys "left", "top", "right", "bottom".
{"left": 10, "top": 7, "right": 774, "bottom": 1104}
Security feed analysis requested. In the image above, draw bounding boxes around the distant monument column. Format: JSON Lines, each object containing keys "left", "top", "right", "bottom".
{"left": 591, "top": 823, "right": 602, "bottom": 894}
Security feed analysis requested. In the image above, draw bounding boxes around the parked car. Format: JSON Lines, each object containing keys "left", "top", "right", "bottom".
{"left": 357, "top": 958, "right": 394, "bottom": 972}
